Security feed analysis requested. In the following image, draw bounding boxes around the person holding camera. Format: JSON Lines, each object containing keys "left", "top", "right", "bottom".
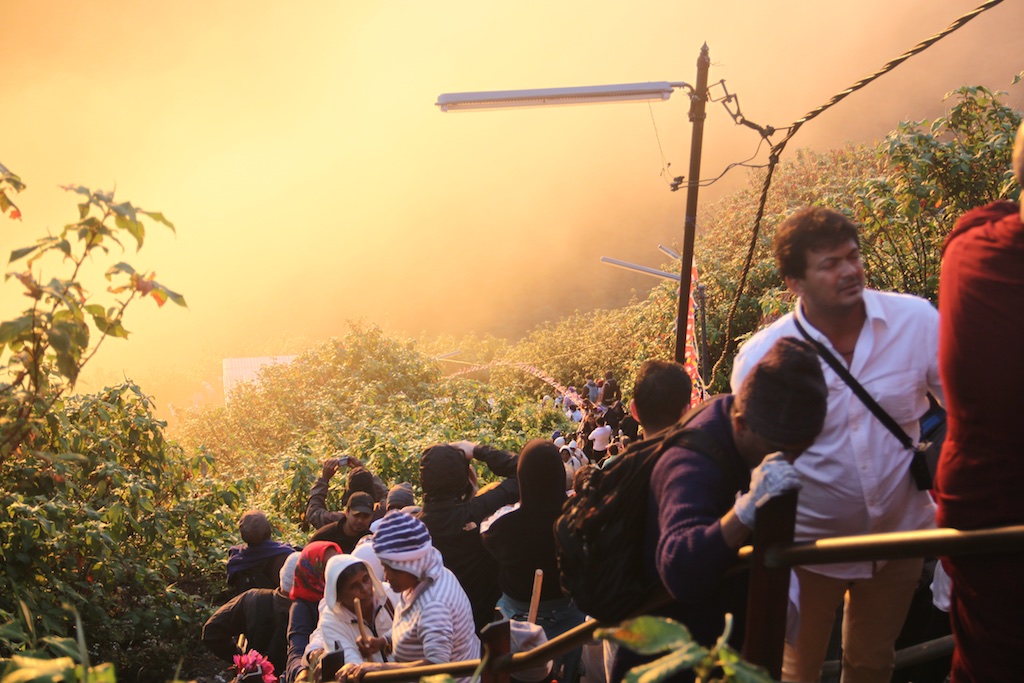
{"left": 305, "top": 456, "right": 388, "bottom": 531}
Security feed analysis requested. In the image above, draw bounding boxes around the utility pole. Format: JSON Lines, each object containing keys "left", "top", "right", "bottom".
{"left": 674, "top": 43, "right": 710, "bottom": 364}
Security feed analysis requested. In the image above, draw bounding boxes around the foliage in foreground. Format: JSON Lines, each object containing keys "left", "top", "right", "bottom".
{"left": 597, "top": 615, "right": 773, "bottom": 683}
{"left": 0, "top": 168, "right": 238, "bottom": 680}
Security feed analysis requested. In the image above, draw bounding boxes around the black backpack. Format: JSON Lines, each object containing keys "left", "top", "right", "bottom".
{"left": 554, "top": 401, "right": 738, "bottom": 622}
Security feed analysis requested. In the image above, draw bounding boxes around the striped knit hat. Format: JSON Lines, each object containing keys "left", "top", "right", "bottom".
{"left": 373, "top": 510, "right": 432, "bottom": 562}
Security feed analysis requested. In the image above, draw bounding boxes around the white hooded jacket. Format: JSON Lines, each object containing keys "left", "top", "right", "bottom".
{"left": 308, "top": 554, "right": 394, "bottom": 665}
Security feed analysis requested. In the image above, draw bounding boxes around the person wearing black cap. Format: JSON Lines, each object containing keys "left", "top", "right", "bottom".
{"left": 612, "top": 337, "right": 828, "bottom": 683}
{"left": 732, "top": 206, "right": 944, "bottom": 683}
{"left": 418, "top": 439, "right": 519, "bottom": 632}
{"left": 309, "top": 491, "right": 376, "bottom": 553}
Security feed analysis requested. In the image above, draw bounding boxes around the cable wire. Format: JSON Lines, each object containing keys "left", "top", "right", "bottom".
{"left": 707, "top": 0, "right": 1005, "bottom": 387}
{"left": 648, "top": 102, "right": 678, "bottom": 188}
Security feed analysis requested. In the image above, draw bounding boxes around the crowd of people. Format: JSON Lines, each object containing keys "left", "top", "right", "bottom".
{"left": 203, "top": 122, "right": 1024, "bottom": 683}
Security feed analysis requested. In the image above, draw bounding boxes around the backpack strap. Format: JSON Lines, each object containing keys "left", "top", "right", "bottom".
{"left": 656, "top": 397, "right": 748, "bottom": 488}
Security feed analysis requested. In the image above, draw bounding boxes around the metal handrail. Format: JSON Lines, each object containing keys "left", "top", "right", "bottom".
{"left": 356, "top": 521, "right": 1024, "bottom": 683}
{"left": 361, "top": 619, "right": 608, "bottom": 683}
{"left": 737, "top": 524, "right": 1024, "bottom": 568}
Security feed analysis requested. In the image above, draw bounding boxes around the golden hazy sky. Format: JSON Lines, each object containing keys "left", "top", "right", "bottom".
{"left": 2, "top": 1, "right": 1021, "bottom": 411}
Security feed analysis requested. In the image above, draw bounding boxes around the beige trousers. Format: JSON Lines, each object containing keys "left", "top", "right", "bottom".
{"left": 782, "top": 557, "right": 924, "bottom": 683}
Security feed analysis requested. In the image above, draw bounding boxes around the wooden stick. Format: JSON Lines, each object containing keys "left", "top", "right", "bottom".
{"left": 527, "top": 569, "right": 543, "bottom": 624}
{"left": 354, "top": 597, "right": 369, "bottom": 642}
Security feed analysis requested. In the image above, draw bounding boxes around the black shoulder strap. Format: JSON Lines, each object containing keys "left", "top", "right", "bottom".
{"left": 793, "top": 315, "right": 914, "bottom": 450}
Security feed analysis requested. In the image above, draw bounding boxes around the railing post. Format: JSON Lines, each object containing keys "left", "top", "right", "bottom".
{"left": 479, "top": 619, "right": 511, "bottom": 683}
{"left": 742, "top": 490, "right": 797, "bottom": 680}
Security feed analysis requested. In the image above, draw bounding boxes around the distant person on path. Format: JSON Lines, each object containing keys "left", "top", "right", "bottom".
{"left": 732, "top": 206, "right": 943, "bottom": 683}
{"left": 226, "top": 510, "right": 297, "bottom": 596}
{"left": 601, "top": 372, "right": 622, "bottom": 407}
{"left": 588, "top": 416, "right": 613, "bottom": 463}
{"left": 934, "top": 120, "right": 1024, "bottom": 683}
{"left": 560, "top": 445, "right": 583, "bottom": 490}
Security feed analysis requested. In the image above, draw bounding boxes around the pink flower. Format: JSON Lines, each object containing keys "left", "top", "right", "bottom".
{"left": 233, "top": 650, "right": 277, "bottom": 683}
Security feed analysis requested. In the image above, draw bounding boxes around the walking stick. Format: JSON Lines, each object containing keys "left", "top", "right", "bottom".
{"left": 527, "top": 569, "right": 543, "bottom": 624}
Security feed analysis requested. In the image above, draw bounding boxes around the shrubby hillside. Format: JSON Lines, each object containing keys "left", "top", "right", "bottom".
{"left": 1, "top": 82, "right": 1020, "bottom": 682}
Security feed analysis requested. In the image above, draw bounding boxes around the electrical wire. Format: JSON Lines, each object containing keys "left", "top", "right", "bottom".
{"left": 648, "top": 102, "right": 678, "bottom": 188}
{"left": 707, "top": 0, "right": 1006, "bottom": 387}
{"left": 697, "top": 137, "right": 770, "bottom": 188}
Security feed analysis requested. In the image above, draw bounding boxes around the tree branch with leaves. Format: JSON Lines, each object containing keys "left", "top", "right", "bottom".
{"left": 0, "top": 167, "right": 186, "bottom": 463}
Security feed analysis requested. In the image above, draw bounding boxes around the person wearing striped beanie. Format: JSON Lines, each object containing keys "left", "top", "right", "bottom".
{"left": 336, "top": 511, "right": 479, "bottom": 683}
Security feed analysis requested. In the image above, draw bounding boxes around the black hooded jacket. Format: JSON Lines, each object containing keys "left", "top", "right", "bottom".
{"left": 481, "top": 439, "right": 567, "bottom": 602}
{"left": 418, "top": 443, "right": 519, "bottom": 632}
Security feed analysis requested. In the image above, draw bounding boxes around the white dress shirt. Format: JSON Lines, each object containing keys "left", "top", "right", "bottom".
{"left": 731, "top": 289, "right": 943, "bottom": 579}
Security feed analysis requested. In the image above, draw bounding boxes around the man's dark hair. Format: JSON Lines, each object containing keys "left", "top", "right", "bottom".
{"left": 343, "top": 467, "right": 376, "bottom": 506}
{"left": 632, "top": 359, "right": 692, "bottom": 434}
{"left": 774, "top": 206, "right": 860, "bottom": 280}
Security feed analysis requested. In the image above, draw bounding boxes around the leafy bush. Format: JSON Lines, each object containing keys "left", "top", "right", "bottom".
{"left": 0, "top": 167, "right": 242, "bottom": 680}
{"left": 174, "top": 325, "right": 572, "bottom": 523}
{"left": 854, "top": 83, "right": 1023, "bottom": 301}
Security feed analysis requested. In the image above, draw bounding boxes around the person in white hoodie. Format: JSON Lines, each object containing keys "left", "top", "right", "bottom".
{"left": 335, "top": 511, "right": 480, "bottom": 683}
{"left": 306, "top": 554, "right": 394, "bottom": 677}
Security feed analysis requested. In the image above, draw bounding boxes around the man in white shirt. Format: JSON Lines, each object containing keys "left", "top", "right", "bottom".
{"left": 587, "top": 416, "right": 613, "bottom": 463}
{"left": 731, "top": 206, "right": 943, "bottom": 683}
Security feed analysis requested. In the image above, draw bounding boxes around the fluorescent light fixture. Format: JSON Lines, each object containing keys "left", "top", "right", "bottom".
{"left": 600, "top": 256, "right": 680, "bottom": 282}
{"left": 658, "top": 244, "right": 681, "bottom": 260}
{"left": 436, "top": 81, "right": 688, "bottom": 112}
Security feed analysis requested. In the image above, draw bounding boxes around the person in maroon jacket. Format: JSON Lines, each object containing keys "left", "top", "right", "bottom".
{"left": 935, "top": 120, "right": 1024, "bottom": 683}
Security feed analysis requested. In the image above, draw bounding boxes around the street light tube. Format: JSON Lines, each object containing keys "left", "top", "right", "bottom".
{"left": 436, "top": 82, "right": 687, "bottom": 112}
{"left": 599, "top": 256, "right": 681, "bottom": 282}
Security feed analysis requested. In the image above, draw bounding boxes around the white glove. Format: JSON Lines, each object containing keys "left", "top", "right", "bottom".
{"left": 734, "top": 452, "right": 802, "bottom": 528}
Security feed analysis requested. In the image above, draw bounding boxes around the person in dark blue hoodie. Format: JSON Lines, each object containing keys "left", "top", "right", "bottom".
{"left": 226, "top": 510, "right": 297, "bottom": 596}
{"left": 613, "top": 339, "right": 828, "bottom": 683}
